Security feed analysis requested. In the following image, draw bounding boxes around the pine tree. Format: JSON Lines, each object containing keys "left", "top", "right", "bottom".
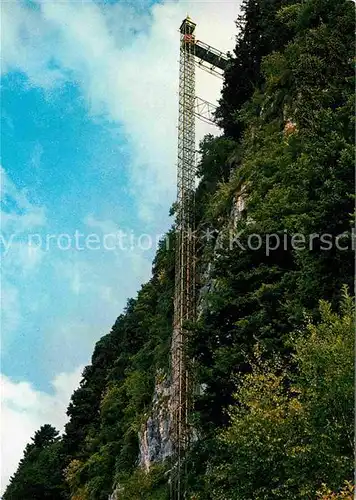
{"left": 3, "top": 425, "right": 68, "bottom": 500}
{"left": 216, "top": 0, "right": 299, "bottom": 139}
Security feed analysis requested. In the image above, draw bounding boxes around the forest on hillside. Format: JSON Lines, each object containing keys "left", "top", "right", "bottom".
{"left": 4, "top": 0, "right": 355, "bottom": 499}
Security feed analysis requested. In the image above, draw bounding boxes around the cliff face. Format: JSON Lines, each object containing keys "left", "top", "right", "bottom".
{"left": 134, "top": 193, "right": 247, "bottom": 476}
{"left": 108, "top": 376, "right": 173, "bottom": 498}
{"left": 138, "top": 374, "right": 173, "bottom": 471}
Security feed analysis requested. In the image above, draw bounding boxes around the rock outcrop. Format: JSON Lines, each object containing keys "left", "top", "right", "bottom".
{"left": 138, "top": 372, "right": 173, "bottom": 471}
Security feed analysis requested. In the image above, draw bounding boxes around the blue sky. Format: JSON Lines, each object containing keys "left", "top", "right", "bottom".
{"left": 1, "top": 74, "right": 152, "bottom": 388}
{"left": 0, "top": 0, "right": 239, "bottom": 490}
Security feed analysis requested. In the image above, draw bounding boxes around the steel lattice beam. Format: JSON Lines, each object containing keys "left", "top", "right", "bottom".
{"left": 195, "top": 96, "right": 218, "bottom": 125}
{"left": 194, "top": 39, "right": 228, "bottom": 78}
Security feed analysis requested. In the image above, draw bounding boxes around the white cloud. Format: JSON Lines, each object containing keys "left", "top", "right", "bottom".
{"left": 0, "top": 167, "right": 46, "bottom": 259}
{"left": 82, "top": 213, "right": 157, "bottom": 281}
{"left": 84, "top": 214, "right": 123, "bottom": 235}
{"left": 30, "top": 143, "right": 44, "bottom": 170}
{"left": 1, "top": 0, "right": 241, "bottom": 221}
{"left": 3, "top": 242, "right": 44, "bottom": 275}
{"left": 0, "top": 365, "right": 84, "bottom": 494}
{"left": 0, "top": 282, "right": 20, "bottom": 335}
{"left": 56, "top": 258, "right": 88, "bottom": 295}
{"left": 0, "top": 167, "right": 46, "bottom": 231}
{"left": 1, "top": 167, "right": 46, "bottom": 340}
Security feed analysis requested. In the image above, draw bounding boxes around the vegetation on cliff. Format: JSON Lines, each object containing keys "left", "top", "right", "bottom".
{"left": 4, "top": 0, "right": 354, "bottom": 498}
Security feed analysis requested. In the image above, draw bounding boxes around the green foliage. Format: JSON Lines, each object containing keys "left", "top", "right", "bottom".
{"left": 190, "top": 0, "right": 354, "bottom": 434}
{"left": 61, "top": 233, "right": 175, "bottom": 498}
{"left": 217, "top": 0, "right": 298, "bottom": 138}
{"left": 316, "top": 482, "right": 355, "bottom": 499}
{"left": 201, "top": 291, "right": 354, "bottom": 499}
{"left": 116, "top": 465, "right": 169, "bottom": 500}
{"left": 4, "top": 1, "right": 354, "bottom": 499}
{"left": 3, "top": 426, "right": 68, "bottom": 500}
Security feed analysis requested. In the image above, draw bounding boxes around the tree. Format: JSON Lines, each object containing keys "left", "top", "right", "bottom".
{"left": 216, "top": 0, "right": 298, "bottom": 138}
{"left": 3, "top": 425, "right": 68, "bottom": 500}
{"left": 190, "top": 0, "right": 354, "bottom": 432}
{"left": 203, "top": 289, "right": 354, "bottom": 499}
{"left": 6, "top": 2, "right": 354, "bottom": 498}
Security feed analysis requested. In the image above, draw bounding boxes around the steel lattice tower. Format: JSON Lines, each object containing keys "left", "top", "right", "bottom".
{"left": 170, "top": 16, "right": 228, "bottom": 500}
{"left": 171, "top": 16, "right": 196, "bottom": 500}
